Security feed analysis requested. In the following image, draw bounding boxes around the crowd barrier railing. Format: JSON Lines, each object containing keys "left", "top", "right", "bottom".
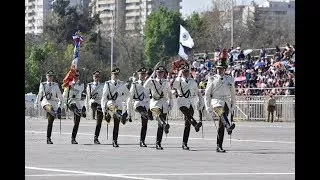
{"left": 25, "top": 95, "right": 294, "bottom": 122}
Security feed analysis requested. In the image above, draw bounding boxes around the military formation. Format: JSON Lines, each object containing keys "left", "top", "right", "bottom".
{"left": 34, "top": 60, "right": 236, "bottom": 153}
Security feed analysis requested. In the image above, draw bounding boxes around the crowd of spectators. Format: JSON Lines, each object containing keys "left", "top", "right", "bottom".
{"left": 166, "top": 43, "right": 295, "bottom": 96}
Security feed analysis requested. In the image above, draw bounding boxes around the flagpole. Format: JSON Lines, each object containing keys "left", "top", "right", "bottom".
{"left": 231, "top": 0, "right": 234, "bottom": 48}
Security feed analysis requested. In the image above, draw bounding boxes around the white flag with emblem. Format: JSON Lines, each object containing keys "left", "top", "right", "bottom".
{"left": 179, "top": 25, "right": 194, "bottom": 49}
{"left": 178, "top": 44, "right": 188, "bottom": 60}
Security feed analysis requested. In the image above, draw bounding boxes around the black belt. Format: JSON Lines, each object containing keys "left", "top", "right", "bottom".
{"left": 152, "top": 95, "right": 163, "bottom": 100}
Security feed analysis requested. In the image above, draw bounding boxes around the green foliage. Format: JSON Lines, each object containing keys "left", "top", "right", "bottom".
{"left": 143, "top": 6, "right": 183, "bottom": 68}
{"left": 184, "top": 12, "right": 206, "bottom": 52}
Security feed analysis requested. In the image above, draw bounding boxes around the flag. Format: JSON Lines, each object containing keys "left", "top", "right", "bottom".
{"left": 62, "top": 31, "right": 83, "bottom": 89}
{"left": 179, "top": 25, "right": 194, "bottom": 49}
{"left": 71, "top": 30, "right": 83, "bottom": 69}
{"left": 178, "top": 44, "right": 188, "bottom": 60}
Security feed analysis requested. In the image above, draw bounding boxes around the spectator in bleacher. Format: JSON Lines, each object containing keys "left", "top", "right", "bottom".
{"left": 238, "top": 50, "right": 245, "bottom": 60}
{"left": 260, "top": 47, "right": 266, "bottom": 58}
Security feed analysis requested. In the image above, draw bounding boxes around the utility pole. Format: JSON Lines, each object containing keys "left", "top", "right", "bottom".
{"left": 231, "top": 0, "right": 234, "bottom": 48}
{"left": 103, "top": 9, "right": 115, "bottom": 72}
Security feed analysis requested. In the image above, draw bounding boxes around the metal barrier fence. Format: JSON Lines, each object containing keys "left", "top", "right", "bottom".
{"left": 25, "top": 95, "right": 294, "bottom": 122}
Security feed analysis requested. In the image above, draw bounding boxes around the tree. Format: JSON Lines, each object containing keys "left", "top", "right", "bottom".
{"left": 143, "top": 6, "right": 183, "bottom": 67}
{"left": 184, "top": 12, "right": 206, "bottom": 52}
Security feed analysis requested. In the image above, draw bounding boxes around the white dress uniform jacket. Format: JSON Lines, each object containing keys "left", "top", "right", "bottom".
{"left": 172, "top": 76, "right": 202, "bottom": 110}
{"left": 101, "top": 79, "right": 130, "bottom": 114}
{"left": 144, "top": 77, "right": 172, "bottom": 114}
{"left": 204, "top": 74, "right": 236, "bottom": 112}
{"left": 126, "top": 79, "right": 150, "bottom": 117}
{"left": 35, "top": 81, "right": 63, "bottom": 110}
{"left": 85, "top": 82, "right": 104, "bottom": 109}
{"left": 63, "top": 80, "right": 84, "bottom": 109}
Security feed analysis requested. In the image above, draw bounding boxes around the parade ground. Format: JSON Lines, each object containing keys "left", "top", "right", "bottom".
{"left": 25, "top": 116, "right": 295, "bottom": 180}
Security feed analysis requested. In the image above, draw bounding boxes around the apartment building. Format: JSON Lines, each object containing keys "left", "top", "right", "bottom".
{"left": 25, "top": 0, "right": 90, "bottom": 34}
{"left": 255, "top": 0, "right": 295, "bottom": 25}
{"left": 94, "top": 0, "right": 182, "bottom": 35}
{"left": 25, "top": 0, "right": 52, "bottom": 34}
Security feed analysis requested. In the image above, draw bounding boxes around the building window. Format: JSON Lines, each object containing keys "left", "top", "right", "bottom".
{"left": 288, "top": 5, "right": 291, "bottom": 8}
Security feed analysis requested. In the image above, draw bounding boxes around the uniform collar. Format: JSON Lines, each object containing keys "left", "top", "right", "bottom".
{"left": 111, "top": 79, "right": 118, "bottom": 83}
{"left": 93, "top": 81, "right": 99, "bottom": 85}
{"left": 181, "top": 77, "right": 190, "bottom": 82}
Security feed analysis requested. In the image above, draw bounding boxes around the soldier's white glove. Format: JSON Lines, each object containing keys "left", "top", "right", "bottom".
{"left": 58, "top": 101, "right": 62, "bottom": 108}
{"left": 89, "top": 99, "right": 95, "bottom": 105}
{"left": 34, "top": 103, "right": 38, "bottom": 109}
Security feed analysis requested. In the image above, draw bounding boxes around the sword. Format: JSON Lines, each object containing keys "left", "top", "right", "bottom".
{"left": 199, "top": 109, "right": 204, "bottom": 138}
{"left": 209, "top": 110, "right": 220, "bottom": 140}
{"left": 107, "top": 122, "right": 109, "bottom": 140}
{"left": 165, "top": 111, "right": 169, "bottom": 141}
{"left": 230, "top": 107, "right": 234, "bottom": 146}
{"left": 57, "top": 107, "right": 62, "bottom": 135}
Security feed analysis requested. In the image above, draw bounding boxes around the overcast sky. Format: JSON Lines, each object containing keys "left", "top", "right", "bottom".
{"left": 180, "top": 0, "right": 269, "bottom": 18}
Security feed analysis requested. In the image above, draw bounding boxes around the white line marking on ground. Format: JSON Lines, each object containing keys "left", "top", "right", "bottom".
{"left": 25, "top": 131, "right": 294, "bottom": 144}
{"left": 25, "top": 166, "right": 166, "bottom": 180}
{"left": 123, "top": 172, "right": 294, "bottom": 176}
{"left": 26, "top": 173, "right": 91, "bottom": 177}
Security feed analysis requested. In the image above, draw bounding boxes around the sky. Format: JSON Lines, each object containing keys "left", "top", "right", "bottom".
{"left": 180, "top": 0, "right": 268, "bottom": 18}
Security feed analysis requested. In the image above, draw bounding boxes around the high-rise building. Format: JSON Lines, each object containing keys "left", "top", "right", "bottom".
{"left": 93, "top": 0, "right": 182, "bottom": 35}
{"left": 255, "top": 0, "right": 295, "bottom": 25}
{"left": 25, "top": 0, "right": 90, "bottom": 34}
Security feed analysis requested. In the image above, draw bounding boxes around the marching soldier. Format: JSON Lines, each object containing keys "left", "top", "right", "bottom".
{"left": 101, "top": 67, "right": 129, "bottom": 147}
{"left": 144, "top": 65, "right": 172, "bottom": 150}
{"left": 63, "top": 70, "right": 86, "bottom": 144}
{"left": 34, "top": 70, "right": 63, "bottom": 144}
{"left": 126, "top": 67, "right": 150, "bottom": 147}
{"left": 84, "top": 70, "right": 104, "bottom": 144}
{"left": 172, "top": 64, "right": 203, "bottom": 150}
{"left": 204, "top": 60, "right": 236, "bottom": 153}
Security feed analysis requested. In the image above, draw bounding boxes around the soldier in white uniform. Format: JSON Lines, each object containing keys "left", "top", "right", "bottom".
{"left": 101, "top": 68, "right": 130, "bottom": 147}
{"left": 34, "top": 70, "right": 63, "bottom": 144}
{"left": 205, "top": 60, "right": 236, "bottom": 153}
{"left": 62, "top": 70, "right": 86, "bottom": 144}
{"left": 85, "top": 70, "right": 104, "bottom": 144}
{"left": 172, "top": 64, "right": 203, "bottom": 150}
{"left": 127, "top": 67, "right": 150, "bottom": 147}
{"left": 144, "top": 65, "right": 172, "bottom": 150}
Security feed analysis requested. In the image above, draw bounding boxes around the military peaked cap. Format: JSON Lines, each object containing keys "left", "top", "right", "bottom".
{"left": 137, "top": 67, "right": 147, "bottom": 73}
{"left": 111, "top": 68, "right": 120, "bottom": 74}
{"left": 179, "top": 64, "right": 190, "bottom": 71}
{"left": 75, "top": 70, "right": 80, "bottom": 76}
{"left": 92, "top": 70, "right": 101, "bottom": 76}
{"left": 46, "top": 70, "right": 54, "bottom": 75}
{"left": 155, "top": 66, "right": 165, "bottom": 72}
{"left": 215, "top": 60, "right": 227, "bottom": 68}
